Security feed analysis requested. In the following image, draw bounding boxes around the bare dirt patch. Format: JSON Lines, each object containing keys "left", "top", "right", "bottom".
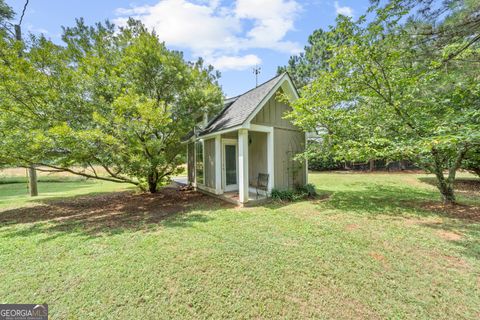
{"left": 369, "top": 252, "right": 390, "bottom": 270}
{"left": 443, "top": 255, "right": 471, "bottom": 271}
{"left": 437, "top": 230, "right": 463, "bottom": 241}
{"left": 0, "top": 186, "right": 232, "bottom": 235}
{"left": 345, "top": 223, "right": 359, "bottom": 231}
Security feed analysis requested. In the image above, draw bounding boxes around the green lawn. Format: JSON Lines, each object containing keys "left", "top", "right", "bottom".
{"left": 0, "top": 176, "right": 133, "bottom": 209}
{"left": 0, "top": 172, "right": 479, "bottom": 319}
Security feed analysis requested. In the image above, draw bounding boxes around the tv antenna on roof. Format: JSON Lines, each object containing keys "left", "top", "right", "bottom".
{"left": 253, "top": 65, "right": 261, "bottom": 87}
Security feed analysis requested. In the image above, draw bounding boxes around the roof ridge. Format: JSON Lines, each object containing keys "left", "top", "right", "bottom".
{"left": 233, "top": 72, "right": 285, "bottom": 99}
{"left": 200, "top": 72, "right": 288, "bottom": 136}
{"left": 203, "top": 73, "right": 285, "bottom": 132}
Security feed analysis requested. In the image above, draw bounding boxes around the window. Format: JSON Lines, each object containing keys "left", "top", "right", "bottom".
{"left": 196, "top": 141, "right": 204, "bottom": 185}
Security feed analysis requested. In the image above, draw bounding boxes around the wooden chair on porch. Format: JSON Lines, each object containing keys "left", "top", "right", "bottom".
{"left": 256, "top": 173, "right": 269, "bottom": 199}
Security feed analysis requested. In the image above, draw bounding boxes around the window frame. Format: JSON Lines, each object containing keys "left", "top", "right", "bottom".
{"left": 195, "top": 140, "right": 205, "bottom": 185}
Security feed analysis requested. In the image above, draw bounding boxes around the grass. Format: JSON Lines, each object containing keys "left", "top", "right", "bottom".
{"left": 0, "top": 176, "right": 133, "bottom": 210}
{"left": 0, "top": 172, "right": 479, "bottom": 319}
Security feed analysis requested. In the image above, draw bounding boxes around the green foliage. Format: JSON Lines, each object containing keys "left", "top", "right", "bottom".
{"left": 278, "top": 28, "right": 345, "bottom": 88}
{"left": 0, "top": 19, "right": 223, "bottom": 192}
{"left": 271, "top": 183, "right": 317, "bottom": 201}
{"left": 0, "top": 0, "right": 13, "bottom": 26}
{"left": 296, "top": 183, "right": 318, "bottom": 198}
{"left": 305, "top": 140, "right": 343, "bottom": 171}
{"left": 308, "top": 156, "right": 341, "bottom": 171}
{"left": 286, "top": 1, "right": 480, "bottom": 203}
{"left": 271, "top": 188, "right": 296, "bottom": 201}
{"left": 462, "top": 147, "right": 480, "bottom": 177}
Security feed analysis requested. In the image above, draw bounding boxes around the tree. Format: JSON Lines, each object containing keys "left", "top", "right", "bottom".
{"left": 277, "top": 28, "right": 346, "bottom": 88}
{"left": 462, "top": 147, "right": 480, "bottom": 177}
{"left": 286, "top": 0, "right": 479, "bottom": 204}
{"left": 0, "top": 19, "right": 223, "bottom": 193}
{"left": 0, "top": 0, "right": 39, "bottom": 196}
{"left": 0, "top": 0, "right": 14, "bottom": 28}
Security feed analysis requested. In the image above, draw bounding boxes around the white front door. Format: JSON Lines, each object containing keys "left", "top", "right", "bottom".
{"left": 222, "top": 140, "right": 238, "bottom": 192}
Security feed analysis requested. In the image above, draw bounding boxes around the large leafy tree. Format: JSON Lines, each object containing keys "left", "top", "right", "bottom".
{"left": 287, "top": 0, "right": 479, "bottom": 203}
{"left": 277, "top": 28, "right": 348, "bottom": 88}
{"left": 0, "top": 19, "right": 223, "bottom": 192}
{"left": 0, "top": 0, "right": 13, "bottom": 28}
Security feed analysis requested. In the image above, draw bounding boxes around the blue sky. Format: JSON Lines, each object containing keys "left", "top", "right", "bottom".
{"left": 7, "top": 0, "right": 369, "bottom": 97}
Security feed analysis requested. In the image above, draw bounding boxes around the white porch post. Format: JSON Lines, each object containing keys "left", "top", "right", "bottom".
{"left": 267, "top": 130, "right": 274, "bottom": 193}
{"left": 215, "top": 135, "right": 222, "bottom": 194}
{"left": 238, "top": 129, "right": 249, "bottom": 203}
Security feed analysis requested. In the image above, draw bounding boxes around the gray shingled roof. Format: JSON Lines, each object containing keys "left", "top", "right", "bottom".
{"left": 199, "top": 73, "right": 285, "bottom": 136}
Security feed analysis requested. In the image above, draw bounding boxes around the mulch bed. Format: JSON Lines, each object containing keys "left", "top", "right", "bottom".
{"left": 454, "top": 179, "right": 480, "bottom": 193}
{"left": 417, "top": 201, "right": 480, "bottom": 222}
{"left": 0, "top": 186, "right": 232, "bottom": 233}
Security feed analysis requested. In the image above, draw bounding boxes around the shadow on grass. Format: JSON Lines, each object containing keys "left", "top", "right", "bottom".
{"left": 315, "top": 182, "right": 480, "bottom": 260}
{"left": 257, "top": 191, "right": 333, "bottom": 210}
{"left": 0, "top": 186, "right": 234, "bottom": 240}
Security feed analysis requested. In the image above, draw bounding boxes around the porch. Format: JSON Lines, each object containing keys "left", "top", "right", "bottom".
{"left": 188, "top": 125, "right": 274, "bottom": 205}
{"left": 173, "top": 176, "right": 268, "bottom": 206}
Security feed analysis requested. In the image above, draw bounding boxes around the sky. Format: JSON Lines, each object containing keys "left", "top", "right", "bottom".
{"left": 6, "top": 0, "right": 370, "bottom": 97}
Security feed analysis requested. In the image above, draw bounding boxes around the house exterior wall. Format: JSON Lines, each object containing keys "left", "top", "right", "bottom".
{"left": 187, "top": 142, "right": 195, "bottom": 184}
{"left": 248, "top": 131, "right": 267, "bottom": 186}
{"left": 273, "top": 128, "right": 306, "bottom": 189}
{"left": 251, "top": 87, "right": 306, "bottom": 190}
{"left": 204, "top": 138, "right": 216, "bottom": 189}
{"left": 251, "top": 89, "right": 297, "bottom": 130}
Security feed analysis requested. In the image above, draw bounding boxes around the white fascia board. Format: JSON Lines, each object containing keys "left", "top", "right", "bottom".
{"left": 197, "top": 125, "right": 242, "bottom": 140}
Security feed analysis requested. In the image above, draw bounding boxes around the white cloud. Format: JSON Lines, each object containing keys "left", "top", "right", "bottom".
{"left": 211, "top": 54, "right": 261, "bottom": 71}
{"left": 114, "top": 0, "right": 302, "bottom": 70}
{"left": 26, "top": 24, "right": 49, "bottom": 35}
{"left": 334, "top": 1, "right": 353, "bottom": 17}
{"left": 235, "top": 0, "right": 301, "bottom": 51}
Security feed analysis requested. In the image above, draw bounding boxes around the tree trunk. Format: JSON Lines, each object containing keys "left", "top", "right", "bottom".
{"left": 16, "top": 24, "right": 38, "bottom": 197}
{"left": 147, "top": 171, "right": 158, "bottom": 193}
{"left": 28, "top": 166, "right": 38, "bottom": 197}
{"left": 437, "top": 180, "right": 456, "bottom": 204}
{"left": 369, "top": 159, "right": 375, "bottom": 172}
{"left": 431, "top": 165, "right": 456, "bottom": 204}
{"left": 429, "top": 146, "right": 470, "bottom": 205}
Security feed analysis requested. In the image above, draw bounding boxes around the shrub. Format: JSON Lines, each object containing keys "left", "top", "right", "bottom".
{"left": 271, "top": 189, "right": 295, "bottom": 201}
{"left": 308, "top": 155, "right": 343, "bottom": 171}
{"left": 271, "top": 184, "right": 317, "bottom": 202}
{"left": 296, "top": 183, "right": 317, "bottom": 198}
